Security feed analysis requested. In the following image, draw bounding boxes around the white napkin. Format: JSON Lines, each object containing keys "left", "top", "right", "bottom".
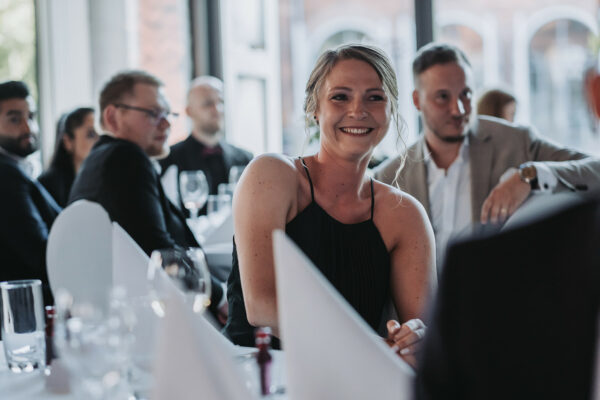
{"left": 151, "top": 283, "right": 257, "bottom": 400}
{"left": 46, "top": 200, "right": 113, "bottom": 313}
{"left": 112, "top": 222, "right": 150, "bottom": 299}
{"left": 161, "top": 164, "right": 180, "bottom": 208}
{"left": 273, "top": 230, "right": 414, "bottom": 400}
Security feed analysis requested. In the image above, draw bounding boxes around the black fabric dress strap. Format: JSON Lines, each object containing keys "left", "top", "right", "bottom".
{"left": 299, "top": 157, "right": 315, "bottom": 202}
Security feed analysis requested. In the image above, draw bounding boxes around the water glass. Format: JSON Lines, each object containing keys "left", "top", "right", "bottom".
{"left": 218, "top": 182, "right": 236, "bottom": 198}
{"left": 179, "top": 170, "right": 209, "bottom": 219}
{"left": 0, "top": 279, "right": 46, "bottom": 372}
{"left": 148, "top": 248, "right": 212, "bottom": 314}
{"left": 228, "top": 165, "right": 245, "bottom": 184}
{"left": 207, "top": 194, "right": 232, "bottom": 224}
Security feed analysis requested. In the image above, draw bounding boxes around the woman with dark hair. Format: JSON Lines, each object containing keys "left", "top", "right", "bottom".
{"left": 38, "top": 107, "right": 98, "bottom": 206}
{"left": 476, "top": 88, "right": 517, "bottom": 122}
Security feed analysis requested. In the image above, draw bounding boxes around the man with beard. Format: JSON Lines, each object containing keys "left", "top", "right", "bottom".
{"left": 0, "top": 81, "right": 60, "bottom": 304}
{"left": 159, "top": 76, "right": 252, "bottom": 214}
{"left": 374, "top": 43, "right": 599, "bottom": 267}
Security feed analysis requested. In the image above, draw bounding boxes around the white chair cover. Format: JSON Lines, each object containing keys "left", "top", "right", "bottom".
{"left": 46, "top": 200, "right": 113, "bottom": 312}
{"left": 272, "top": 230, "right": 414, "bottom": 400}
{"left": 503, "top": 192, "right": 581, "bottom": 231}
{"left": 151, "top": 282, "right": 257, "bottom": 400}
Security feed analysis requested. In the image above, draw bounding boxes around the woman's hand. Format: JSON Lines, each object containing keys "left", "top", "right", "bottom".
{"left": 385, "top": 318, "right": 427, "bottom": 368}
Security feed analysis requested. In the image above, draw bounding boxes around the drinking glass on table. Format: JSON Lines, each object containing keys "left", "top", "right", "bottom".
{"left": 0, "top": 279, "right": 46, "bottom": 373}
{"left": 206, "top": 194, "right": 232, "bottom": 225}
{"left": 228, "top": 165, "right": 245, "bottom": 185}
{"left": 53, "top": 289, "right": 132, "bottom": 399}
{"left": 179, "top": 170, "right": 209, "bottom": 219}
{"left": 148, "top": 247, "right": 212, "bottom": 314}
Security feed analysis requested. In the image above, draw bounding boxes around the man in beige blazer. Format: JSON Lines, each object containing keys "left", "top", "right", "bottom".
{"left": 374, "top": 43, "right": 599, "bottom": 265}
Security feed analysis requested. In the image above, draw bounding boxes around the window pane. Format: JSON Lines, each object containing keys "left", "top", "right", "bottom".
{"left": 435, "top": 0, "right": 598, "bottom": 153}
{"left": 279, "top": 0, "right": 416, "bottom": 158}
{"left": 0, "top": 0, "right": 37, "bottom": 98}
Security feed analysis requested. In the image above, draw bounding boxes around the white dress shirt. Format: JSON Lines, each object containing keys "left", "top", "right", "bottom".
{"left": 425, "top": 138, "right": 472, "bottom": 271}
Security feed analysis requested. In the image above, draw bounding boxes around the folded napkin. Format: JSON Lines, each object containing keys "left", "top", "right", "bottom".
{"left": 46, "top": 200, "right": 113, "bottom": 313}
{"left": 273, "top": 230, "right": 414, "bottom": 400}
{"left": 112, "top": 222, "right": 150, "bottom": 299}
{"left": 151, "top": 282, "right": 257, "bottom": 400}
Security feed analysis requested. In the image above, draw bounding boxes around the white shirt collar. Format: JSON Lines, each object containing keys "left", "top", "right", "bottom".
{"left": 423, "top": 135, "right": 470, "bottom": 167}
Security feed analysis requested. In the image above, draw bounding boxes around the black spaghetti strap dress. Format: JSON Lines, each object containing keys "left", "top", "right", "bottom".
{"left": 224, "top": 158, "right": 391, "bottom": 348}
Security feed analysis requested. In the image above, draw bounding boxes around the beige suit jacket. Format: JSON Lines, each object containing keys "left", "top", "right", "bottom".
{"left": 373, "top": 116, "right": 597, "bottom": 222}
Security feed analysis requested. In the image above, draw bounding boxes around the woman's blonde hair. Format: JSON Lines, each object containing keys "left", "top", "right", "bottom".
{"left": 303, "top": 44, "right": 406, "bottom": 177}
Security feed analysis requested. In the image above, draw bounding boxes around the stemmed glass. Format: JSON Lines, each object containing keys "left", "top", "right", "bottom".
{"left": 179, "top": 170, "right": 209, "bottom": 219}
{"left": 148, "top": 247, "right": 212, "bottom": 314}
{"left": 53, "top": 289, "right": 133, "bottom": 399}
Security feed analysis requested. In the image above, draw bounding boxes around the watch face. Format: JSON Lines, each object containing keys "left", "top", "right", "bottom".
{"left": 521, "top": 165, "right": 536, "bottom": 182}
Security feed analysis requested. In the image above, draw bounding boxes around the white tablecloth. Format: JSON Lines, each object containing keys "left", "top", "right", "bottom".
{"left": 0, "top": 341, "right": 285, "bottom": 399}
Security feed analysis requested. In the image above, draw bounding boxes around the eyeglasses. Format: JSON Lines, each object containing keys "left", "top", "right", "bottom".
{"left": 114, "top": 103, "right": 179, "bottom": 125}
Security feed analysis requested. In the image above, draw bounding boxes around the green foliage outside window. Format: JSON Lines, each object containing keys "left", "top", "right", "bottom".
{"left": 0, "top": 0, "right": 37, "bottom": 99}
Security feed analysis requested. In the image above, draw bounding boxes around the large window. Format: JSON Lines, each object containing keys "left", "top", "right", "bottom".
{"left": 529, "top": 19, "right": 595, "bottom": 151}
{"left": 0, "top": 0, "right": 37, "bottom": 98}
{"left": 0, "top": 0, "right": 39, "bottom": 173}
{"left": 279, "top": 0, "right": 416, "bottom": 157}
{"left": 436, "top": 0, "right": 598, "bottom": 153}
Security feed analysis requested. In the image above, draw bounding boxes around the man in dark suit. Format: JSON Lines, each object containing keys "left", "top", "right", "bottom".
{"left": 159, "top": 76, "right": 252, "bottom": 214}
{"left": 416, "top": 196, "right": 600, "bottom": 399}
{"left": 68, "top": 71, "right": 226, "bottom": 319}
{"left": 0, "top": 81, "right": 61, "bottom": 304}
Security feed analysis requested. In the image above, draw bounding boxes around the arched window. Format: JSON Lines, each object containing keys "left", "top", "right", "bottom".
{"left": 438, "top": 24, "right": 484, "bottom": 90}
{"left": 529, "top": 19, "right": 594, "bottom": 151}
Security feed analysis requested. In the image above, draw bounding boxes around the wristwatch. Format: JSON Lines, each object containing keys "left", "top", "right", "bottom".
{"left": 518, "top": 162, "right": 539, "bottom": 190}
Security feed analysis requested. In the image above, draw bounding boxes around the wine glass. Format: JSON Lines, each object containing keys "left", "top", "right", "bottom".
{"left": 148, "top": 247, "right": 212, "bottom": 314}
{"left": 53, "top": 289, "right": 132, "bottom": 399}
{"left": 179, "top": 170, "right": 209, "bottom": 219}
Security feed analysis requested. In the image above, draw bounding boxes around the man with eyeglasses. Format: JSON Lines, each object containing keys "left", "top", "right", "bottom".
{"left": 0, "top": 80, "right": 60, "bottom": 305}
{"left": 69, "top": 70, "right": 227, "bottom": 319}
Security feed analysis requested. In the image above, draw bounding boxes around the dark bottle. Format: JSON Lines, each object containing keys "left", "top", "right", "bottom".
{"left": 255, "top": 327, "right": 273, "bottom": 396}
{"left": 44, "top": 305, "right": 57, "bottom": 366}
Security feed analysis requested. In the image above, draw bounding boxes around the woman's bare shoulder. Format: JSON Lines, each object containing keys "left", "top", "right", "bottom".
{"left": 373, "top": 180, "right": 428, "bottom": 223}
{"left": 236, "top": 154, "right": 300, "bottom": 206}
{"left": 373, "top": 180, "right": 434, "bottom": 255}
{"left": 244, "top": 153, "right": 299, "bottom": 182}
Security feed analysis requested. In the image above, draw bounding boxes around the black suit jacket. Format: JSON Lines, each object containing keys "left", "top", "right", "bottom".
{"left": 0, "top": 152, "right": 61, "bottom": 304}
{"left": 38, "top": 164, "right": 75, "bottom": 208}
{"left": 68, "top": 135, "right": 224, "bottom": 306}
{"left": 159, "top": 134, "right": 253, "bottom": 195}
{"left": 417, "top": 195, "right": 600, "bottom": 400}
